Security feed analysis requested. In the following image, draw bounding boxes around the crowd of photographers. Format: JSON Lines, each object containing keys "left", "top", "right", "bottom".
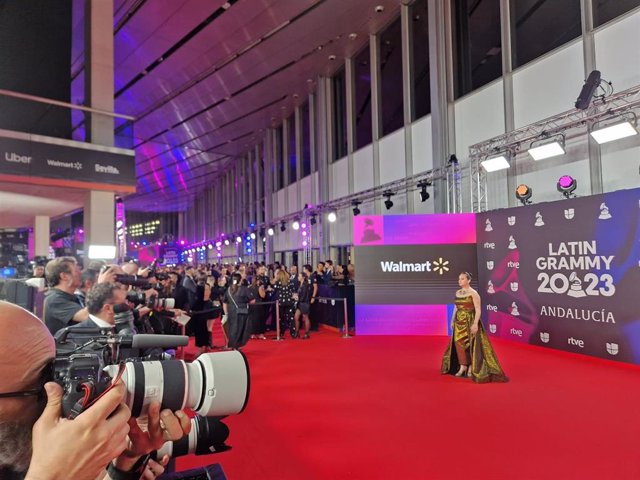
{"left": 0, "top": 256, "right": 353, "bottom": 479}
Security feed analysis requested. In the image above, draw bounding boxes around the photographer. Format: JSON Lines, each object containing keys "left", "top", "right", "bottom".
{"left": 0, "top": 301, "right": 190, "bottom": 480}
{"left": 44, "top": 257, "right": 118, "bottom": 336}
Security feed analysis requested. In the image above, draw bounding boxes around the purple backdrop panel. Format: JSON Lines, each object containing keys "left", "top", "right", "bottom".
{"left": 356, "top": 304, "right": 449, "bottom": 335}
{"left": 477, "top": 187, "right": 640, "bottom": 364}
{"left": 353, "top": 214, "right": 476, "bottom": 246}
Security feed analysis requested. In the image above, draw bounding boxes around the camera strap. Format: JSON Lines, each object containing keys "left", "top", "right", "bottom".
{"left": 67, "top": 362, "right": 127, "bottom": 419}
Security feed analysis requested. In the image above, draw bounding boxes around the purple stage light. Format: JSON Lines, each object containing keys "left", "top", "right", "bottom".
{"left": 302, "top": 240, "right": 308, "bottom": 247}
{"left": 301, "top": 223, "right": 307, "bottom": 229}
{"left": 558, "top": 175, "right": 574, "bottom": 189}
{"left": 180, "top": 240, "right": 185, "bottom": 245}
{"left": 302, "top": 231, "right": 307, "bottom": 237}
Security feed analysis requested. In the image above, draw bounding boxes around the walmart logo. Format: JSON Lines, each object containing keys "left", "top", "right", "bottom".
{"left": 432, "top": 257, "right": 449, "bottom": 275}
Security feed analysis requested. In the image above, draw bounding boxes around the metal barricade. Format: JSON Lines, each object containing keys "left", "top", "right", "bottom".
{"left": 316, "top": 296, "right": 351, "bottom": 338}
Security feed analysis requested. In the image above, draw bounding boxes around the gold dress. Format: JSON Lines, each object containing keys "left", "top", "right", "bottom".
{"left": 441, "top": 294, "right": 508, "bottom": 383}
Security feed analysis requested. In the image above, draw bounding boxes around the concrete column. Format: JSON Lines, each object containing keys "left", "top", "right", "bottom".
{"left": 84, "top": 0, "right": 115, "bottom": 254}
{"left": 401, "top": 3, "right": 415, "bottom": 213}
{"left": 500, "top": 0, "right": 517, "bottom": 208}
{"left": 85, "top": 190, "right": 115, "bottom": 252}
{"left": 34, "top": 215, "right": 50, "bottom": 258}
{"left": 85, "top": 0, "right": 114, "bottom": 147}
{"left": 370, "top": 34, "right": 382, "bottom": 215}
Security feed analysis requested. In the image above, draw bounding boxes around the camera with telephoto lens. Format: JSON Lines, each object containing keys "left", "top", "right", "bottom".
{"left": 126, "top": 291, "right": 175, "bottom": 310}
{"left": 52, "top": 327, "right": 250, "bottom": 420}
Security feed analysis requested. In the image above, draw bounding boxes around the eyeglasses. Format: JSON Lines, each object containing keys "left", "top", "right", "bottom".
{"left": 0, "top": 359, "right": 55, "bottom": 399}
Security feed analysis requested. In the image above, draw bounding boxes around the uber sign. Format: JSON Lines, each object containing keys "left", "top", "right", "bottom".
{"left": 0, "top": 134, "right": 135, "bottom": 188}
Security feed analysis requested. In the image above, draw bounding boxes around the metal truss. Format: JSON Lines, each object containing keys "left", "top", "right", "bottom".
{"left": 469, "top": 84, "right": 640, "bottom": 212}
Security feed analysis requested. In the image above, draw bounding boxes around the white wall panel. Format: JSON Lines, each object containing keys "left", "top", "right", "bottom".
{"left": 353, "top": 145, "right": 374, "bottom": 193}
{"left": 300, "top": 175, "right": 313, "bottom": 207}
{"left": 513, "top": 40, "right": 584, "bottom": 128}
{"left": 379, "top": 129, "right": 406, "bottom": 183}
{"left": 331, "top": 157, "right": 349, "bottom": 200}
{"left": 601, "top": 136, "right": 640, "bottom": 192}
{"left": 277, "top": 190, "right": 286, "bottom": 217}
{"left": 454, "top": 80, "right": 504, "bottom": 161}
{"left": 286, "top": 184, "right": 298, "bottom": 214}
{"left": 329, "top": 206, "right": 352, "bottom": 246}
{"left": 594, "top": 11, "right": 640, "bottom": 92}
{"left": 312, "top": 172, "right": 319, "bottom": 205}
{"left": 411, "top": 115, "right": 433, "bottom": 174}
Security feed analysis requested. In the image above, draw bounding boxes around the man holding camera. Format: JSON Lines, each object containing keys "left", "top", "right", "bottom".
{"left": 43, "top": 257, "right": 118, "bottom": 336}
{"left": 0, "top": 300, "right": 191, "bottom": 480}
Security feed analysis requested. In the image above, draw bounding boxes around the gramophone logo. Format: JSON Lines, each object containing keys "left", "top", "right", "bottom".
{"left": 510, "top": 281, "right": 519, "bottom": 292}
{"left": 489, "top": 324, "right": 497, "bottom": 334}
{"left": 564, "top": 208, "right": 575, "bottom": 220}
{"left": 486, "top": 261, "right": 494, "bottom": 271}
{"left": 606, "top": 343, "right": 619, "bottom": 355}
{"left": 507, "top": 216, "right": 516, "bottom": 226}
{"left": 540, "top": 332, "right": 550, "bottom": 343}
{"left": 485, "top": 219, "right": 493, "bottom": 232}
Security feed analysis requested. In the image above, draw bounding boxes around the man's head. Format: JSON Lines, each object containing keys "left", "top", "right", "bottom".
{"left": 325, "top": 260, "right": 333, "bottom": 271}
{"left": 0, "top": 301, "right": 55, "bottom": 472}
{"left": 303, "top": 264, "right": 313, "bottom": 276}
{"left": 32, "top": 265, "right": 45, "bottom": 278}
{"left": 290, "top": 265, "right": 298, "bottom": 275}
{"left": 45, "top": 257, "right": 81, "bottom": 291}
{"left": 121, "top": 261, "right": 139, "bottom": 276}
{"left": 78, "top": 269, "right": 98, "bottom": 293}
{"left": 86, "top": 283, "right": 127, "bottom": 325}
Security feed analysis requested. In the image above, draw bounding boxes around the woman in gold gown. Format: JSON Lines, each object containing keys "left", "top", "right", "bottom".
{"left": 441, "top": 272, "right": 508, "bottom": 383}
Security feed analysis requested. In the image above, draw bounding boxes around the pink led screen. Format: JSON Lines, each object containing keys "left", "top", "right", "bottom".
{"left": 354, "top": 214, "right": 477, "bottom": 335}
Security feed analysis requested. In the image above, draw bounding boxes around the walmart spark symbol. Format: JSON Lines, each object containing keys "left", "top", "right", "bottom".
{"left": 433, "top": 257, "right": 449, "bottom": 275}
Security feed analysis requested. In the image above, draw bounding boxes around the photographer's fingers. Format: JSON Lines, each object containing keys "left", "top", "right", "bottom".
{"left": 146, "top": 402, "right": 164, "bottom": 446}
{"left": 82, "top": 381, "right": 126, "bottom": 422}
{"left": 159, "top": 409, "right": 184, "bottom": 441}
{"left": 175, "top": 410, "right": 191, "bottom": 435}
{"left": 36, "top": 382, "right": 64, "bottom": 426}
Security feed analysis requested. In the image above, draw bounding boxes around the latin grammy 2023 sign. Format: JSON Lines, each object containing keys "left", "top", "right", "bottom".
{"left": 477, "top": 187, "right": 640, "bottom": 364}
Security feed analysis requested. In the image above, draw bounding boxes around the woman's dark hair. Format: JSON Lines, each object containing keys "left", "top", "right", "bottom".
{"left": 460, "top": 271, "right": 472, "bottom": 280}
{"left": 230, "top": 273, "right": 242, "bottom": 295}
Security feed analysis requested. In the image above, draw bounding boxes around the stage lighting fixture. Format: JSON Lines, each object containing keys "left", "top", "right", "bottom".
{"left": 310, "top": 215, "right": 317, "bottom": 225}
{"left": 352, "top": 200, "right": 362, "bottom": 216}
{"left": 383, "top": 191, "right": 395, "bottom": 210}
{"left": 267, "top": 227, "right": 275, "bottom": 236}
{"left": 590, "top": 118, "right": 638, "bottom": 144}
{"left": 250, "top": 232, "right": 256, "bottom": 240}
{"left": 481, "top": 154, "right": 510, "bottom": 172}
{"left": 224, "top": 239, "right": 230, "bottom": 246}
{"left": 417, "top": 181, "right": 431, "bottom": 202}
{"left": 575, "top": 70, "right": 601, "bottom": 110}
{"left": 515, "top": 184, "right": 533, "bottom": 205}
{"left": 528, "top": 136, "right": 565, "bottom": 161}
{"left": 280, "top": 221, "right": 287, "bottom": 232}
{"left": 292, "top": 219, "right": 300, "bottom": 230}
{"left": 259, "top": 227, "right": 265, "bottom": 238}
{"left": 208, "top": 244, "right": 213, "bottom": 250}
{"left": 327, "top": 212, "right": 337, "bottom": 223}
{"left": 236, "top": 236, "right": 242, "bottom": 243}
{"left": 557, "top": 175, "right": 577, "bottom": 199}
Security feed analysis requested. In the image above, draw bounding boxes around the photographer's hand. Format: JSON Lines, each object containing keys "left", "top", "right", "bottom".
{"left": 98, "top": 267, "right": 118, "bottom": 284}
{"left": 26, "top": 382, "right": 130, "bottom": 480}
{"left": 113, "top": 402, "right": 191, "bottom": 471}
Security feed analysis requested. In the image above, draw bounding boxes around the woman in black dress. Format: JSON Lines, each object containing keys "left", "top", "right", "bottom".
{"left": 294, "top": 272, "right": 312, "bottom": 339}
{"left": 223, "top": 273, "right": 254, "bottom": 349}
{"left": 248, "top": 274, "right": 267, "bottom": 339}
{"left": 273, "top": 269, "right": 296, "bottom": 338}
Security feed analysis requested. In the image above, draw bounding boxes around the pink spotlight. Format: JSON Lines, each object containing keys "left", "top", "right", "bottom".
{"left": 302, "top": 231, "right": 307, "bottom": 236}
{"left": 302, "top": 240, "right": 308, "bottom": 247}
{"left": 180, "top": 240, "right": 185, "bottom": 245}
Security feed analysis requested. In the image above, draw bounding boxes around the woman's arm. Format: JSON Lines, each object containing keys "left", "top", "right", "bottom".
{"left": 471, "top": 291, "right": 481, "bottom": 334}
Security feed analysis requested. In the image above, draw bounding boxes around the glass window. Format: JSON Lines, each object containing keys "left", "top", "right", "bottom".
{"left": 332, "top": 68, "right": 348, "bottom": 161}
{"left": 302, "top": 101, "right": 311, "bottom": 177}
{"left": 354, "top": 44, "right": 373, "bottom": 150}
{"left": 594, "top": 0, "right": 640, "bottom": 27}
{"left": 451, "top": 0, "right": 502, "bottom": 99}
{"left": 510, "top": 0, "right": 582, "bottom": 68}
{"left": 412, "top": 0, "right": 431, "bottom": 120}
{"left": 380, "top": 16, "right": 404, "bottom": 136}
{"left": 288, "top": 116, "right": 297, "bottom": 185}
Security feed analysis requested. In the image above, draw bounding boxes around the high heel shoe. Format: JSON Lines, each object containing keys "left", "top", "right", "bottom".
{"left": 455, "top": 366, "right": 468, "bottom": 377}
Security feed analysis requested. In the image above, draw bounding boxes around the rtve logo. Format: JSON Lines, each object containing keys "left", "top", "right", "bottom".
{"left": 483, "top": 242, "right": 496, "bottom": 250}
{"left": 568, "top": 337, "right": 584, "bottom": 348}
{"left": 510, "top": 328, "right": 523, "bottom": 337}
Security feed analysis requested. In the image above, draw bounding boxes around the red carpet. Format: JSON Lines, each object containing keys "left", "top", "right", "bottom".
{"left": 176, "top": 329, "right": 640, "bottom": 480}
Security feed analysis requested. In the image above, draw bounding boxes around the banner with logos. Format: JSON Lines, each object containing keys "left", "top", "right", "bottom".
{"left": 0, "top": 134, "right": 135, "bottom": 188}
{"left": 354, "top": 214, "right": 477, "bottom": 335}
{"left": 477, "top": 187, "right": 640, "bottom": 364}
